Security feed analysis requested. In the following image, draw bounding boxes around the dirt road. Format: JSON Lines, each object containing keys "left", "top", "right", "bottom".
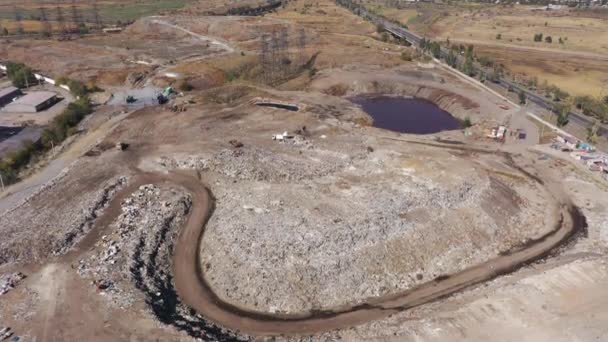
{"left": 445, "top": 38, "right": 608, "bottom": 61}
{"left": 89, "top": 148, "right": 586, "bottom": 336}
{"left": 147, "top": 17, "right": 235, "bottom": 53}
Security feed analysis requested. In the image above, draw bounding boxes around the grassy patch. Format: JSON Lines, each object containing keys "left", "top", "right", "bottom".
{"left": 99, "top": 0, "right": 192, "bottom": 23}
{"left": 0, "top": 0, "right": 195, "bottom": 29}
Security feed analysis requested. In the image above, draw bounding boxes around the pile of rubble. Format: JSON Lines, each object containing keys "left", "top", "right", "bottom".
{"left": 0, "top": 174, "right": 128, "bottom": 266}
{"left": 159, "top": 145, "right": 363, "bottom": 183}
{"left": 0, "top": 272, "right": 25, "bottom": 296}
{"left": 199, "top": 146, "right": 551, "bottom": 315}
{"left": 75, "top": 183, "right": 243, "bottom": 340}
{"left": 0, "top": 327, "right": 14, "bottom": 341}
{"left": 76, "top": 184, "right": 184, "bottom": 306}
{"left": 52, "top": 176, "right": 129, "bottom": 256}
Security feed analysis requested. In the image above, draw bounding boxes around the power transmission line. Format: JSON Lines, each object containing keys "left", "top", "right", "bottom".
{"left": 56, "top": 6, "right": 67, "bottom": 37}
{"left": 92, "top": 1, "right": 103, "bottom": 29}
{"left": 39, "top": 7, "right": 53, "bottom": 38}
{"left": 14, "top": 6, "right": 24, "bottom": 36}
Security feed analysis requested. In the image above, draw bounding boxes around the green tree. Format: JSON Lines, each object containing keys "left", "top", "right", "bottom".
{"left": 462, "top": 54, "right": 474, "bottom": 76}
{"left": 6, "top": 62, "right": 37, "bottom": 88}
{"left": 519, "top": 90, "right": 526, "bottom": 105}
{"left": 586, "top": 120, "right": 599, "bottom": 143}
{"left": 429, "top": 42, "right": 441, "bottom": 58}
{"left": 478, "top": 56, "right": 493, "bottom": 68}
{"left": 445, "top": 50, "right": 457, "bottom": 67}
{"left": 496, "top": 33, "right": 502, "bottom": 40}
{"left": 555, "top": 103, "right": 571, "bottom": 127}
{"left": 487, "top": 68, "right": 500, "bottom": 83}
{"left": 545, "top": 36, "right": 552, "bottom": 43}
{"left": 400, "top": 51, "right": 412, "bottom": 61}
{"left": 419, "top": 37, "right": 427, "bottom": 50}
{"left": 78, "top": 23, "right": 89, "bottom": 35}
{"left": 465, "top": 45, "right": 474, "bottom": 59}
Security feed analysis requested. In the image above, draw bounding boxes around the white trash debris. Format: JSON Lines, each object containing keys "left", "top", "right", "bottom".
{"left": 272, "top": 131, "right": 294, "bottom": 141}
{"left": 0, "top": 273, "right": 25, "bottom": 296}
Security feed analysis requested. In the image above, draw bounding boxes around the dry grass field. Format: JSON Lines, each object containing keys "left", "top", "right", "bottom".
{"left": 367, "top": 3, "right": 608, "bottom": 97}
{"left": 268, "top": 0, "right": 407, "bottom": 69}
{"left": 0, "top": 0, "right": 194, "bottom": 27}
{"left": 432, "top": 6, "right": 608, "bottom": 54}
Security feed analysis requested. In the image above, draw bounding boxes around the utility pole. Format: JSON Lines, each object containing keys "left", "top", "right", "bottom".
{"left": 260, "top": 33, "right": 270, "bottom": 84}
{"left": 279, "top": 26, "right": 290, "bottom": 76}
{"left": 56, "top": 6, "right": 67, "bottom": 38}
{"left": 298, "top": 28, "right": 307, "bottom": 67}
{"left": 14, "top": 6, "right": 24, "bottom": 36}
{"left": 270, "top": 30, "right": 279, "bottom": 83}
{"left": 39, "top": 7, "right": 52, "bottom": 38}
{"left": 71, "top": 0, "right": 82, "bottom": 34}
{"left": 92, "top": 1, "right": 103, "bottom": 29}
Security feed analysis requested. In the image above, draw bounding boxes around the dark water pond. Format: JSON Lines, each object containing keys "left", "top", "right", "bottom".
{"left": 351, "top": 96, "right": 461, "bottom": 134}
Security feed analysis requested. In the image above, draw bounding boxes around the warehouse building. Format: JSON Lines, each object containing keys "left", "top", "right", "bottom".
{"left": 2, "top": 91, "right": 58, "bottom": 113}
{"left": 0, "top": 86, "right": 22, "bottom": 107}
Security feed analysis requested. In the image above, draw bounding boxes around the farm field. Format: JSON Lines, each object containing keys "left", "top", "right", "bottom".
{"left": 367, "top": 2, "right": 608, "bottom": 97}
{"left": 0, "top": 0, "right": 195, "bottom": 27}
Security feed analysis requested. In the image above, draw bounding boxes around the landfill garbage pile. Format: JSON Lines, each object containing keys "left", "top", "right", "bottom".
{"left": 76, "top": 184, "right": 246, "bottom": 341}
{"left": 0, "top": 272, "right": 26, "bottom": 296}
{"left": 159, "top": 144, "right": 364, "bottom": 183}
{"left": 194, "top": 149, "right": 553, "bottom": 315}
{"left": 0, "top": 176, "right": 128, "bottom": 266}
{"left": 53, "top": 176, "right": 129, "bottom": 255}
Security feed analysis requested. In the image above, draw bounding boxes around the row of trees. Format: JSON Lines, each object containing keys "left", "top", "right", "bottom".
{"left": 0, "top": 64, "right": 95, "bottom": 185}
{"left": 0, "top": 96, "right": 92, "bottom": 184}
{"left": 533, "top": 33, "right": 566, "bottom": 44}
{"left": 424, "top": 39, "right": 500, "bottom": 81}
{"left": 521, "top": 76, "right": 608, "bottom": 124}
{"left": 419, "top": 38, "right": 441, "bottom": 58}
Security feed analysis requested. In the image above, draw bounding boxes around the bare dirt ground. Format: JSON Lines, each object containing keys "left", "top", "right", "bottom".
{"left": 0, "top": 0, "right": 607, "bottom": 341}
{"left": 0, "top": 17, "right": 230, "bottom": 88}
